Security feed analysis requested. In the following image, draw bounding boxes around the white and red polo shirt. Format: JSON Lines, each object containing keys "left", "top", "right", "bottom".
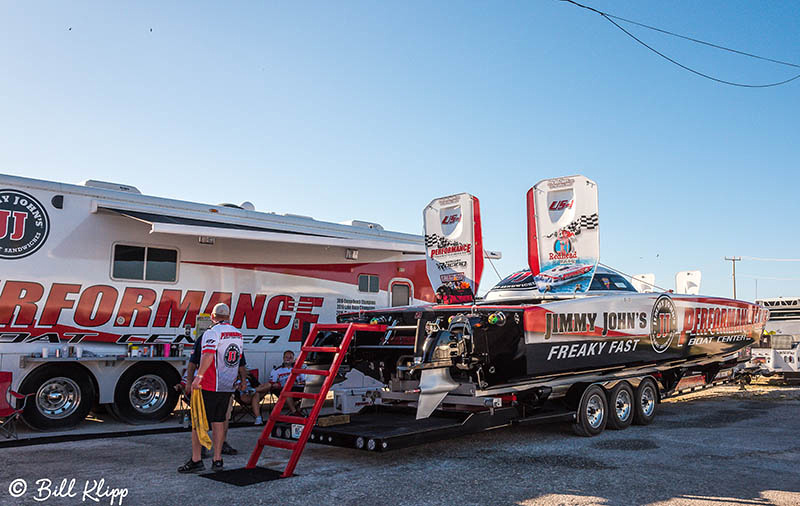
{"left": 199, "top": 322, "right": 244, "bottom": 393}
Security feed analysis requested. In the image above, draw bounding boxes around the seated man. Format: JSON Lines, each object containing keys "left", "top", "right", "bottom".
{"left": 236, "top": 373, "right": 272, "bottom": 425}
{"left": 268, "top": 350, "right": 306, "bottom": 416}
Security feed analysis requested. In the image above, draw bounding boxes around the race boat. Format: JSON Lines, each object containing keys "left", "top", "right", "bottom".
{"left": 246, "top": 176, "right": 768, "bottom": 479}
{"left": 302, "top": 177, "right": 768, "bottom": 432}
{"left": 533, "top": 263, "right": 594, "bottom": 291}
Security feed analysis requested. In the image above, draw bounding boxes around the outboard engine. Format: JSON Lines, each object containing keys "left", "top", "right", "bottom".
{"left": 418, "top": 315, "right": 476, "bottom": 369}
{"left": 412, "top": 314, "right": 483, "bottom": 419}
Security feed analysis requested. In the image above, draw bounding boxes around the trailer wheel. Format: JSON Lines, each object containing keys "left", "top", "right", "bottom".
{"left": 572, "top": 385, "right": 607, "bottom": 437}
{"left": 19, "top": 364, "right": 96, "bottom": 430}
{"left": 113, "top": 363, "right": 180, "bottom": 424}
{"left": 633, "top": 378, "right": 658, "bottom": 425}
{"left": 606, "top": 382, "right": 634, "bottom": 430}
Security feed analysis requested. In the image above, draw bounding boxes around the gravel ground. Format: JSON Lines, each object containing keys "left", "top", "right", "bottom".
{"left": 2, "top": 380, "right": 799, "bottom": 506}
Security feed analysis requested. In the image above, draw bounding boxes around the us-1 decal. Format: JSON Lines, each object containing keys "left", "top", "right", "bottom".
{"left": 0, "top": 189, "right": 50, "bottom": 259}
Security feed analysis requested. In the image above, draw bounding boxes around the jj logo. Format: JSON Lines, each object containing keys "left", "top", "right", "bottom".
{"left": 650, "top": 295, "right": 678, "bottom": 353}
{"left": 656, "top": 313, "right": 672, "bottom": 337}
{"left": 0, "top": 189, "right": 49, "bottom": 259}
{"left": 0, "top": 210, "right": 28, "bottom": 240}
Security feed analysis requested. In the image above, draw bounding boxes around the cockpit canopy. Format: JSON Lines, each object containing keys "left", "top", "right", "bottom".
{"left": 483, "top": 266, "right": 637, "bottom": 303}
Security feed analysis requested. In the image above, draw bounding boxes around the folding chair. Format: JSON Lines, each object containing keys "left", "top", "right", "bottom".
{"left": 232, "top": 369, "right": 274, "bottom": 423}
{"left": 0, "top": 371, "right": 34, "bottom": 439}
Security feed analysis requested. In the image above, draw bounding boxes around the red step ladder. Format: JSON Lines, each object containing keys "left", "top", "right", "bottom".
{"left": 246, "top": 322, "right": 384, "bottom": 477}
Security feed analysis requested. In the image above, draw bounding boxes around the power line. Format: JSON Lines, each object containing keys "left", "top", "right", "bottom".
{"left": 559, "top": 0, "right": 800, "bottom": 88}
{"left": 740, "top": 275, "right": 800, "bottom": 281}
{"left": 740, "top": 256, "right": 800, "bottom": 262}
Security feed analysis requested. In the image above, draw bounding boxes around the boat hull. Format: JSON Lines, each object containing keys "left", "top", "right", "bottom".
{"left": 523, "top": 294, "right": 766, "bottom": 376}
{"left": 337, "top": 292, "right": 767, "bottom": 388}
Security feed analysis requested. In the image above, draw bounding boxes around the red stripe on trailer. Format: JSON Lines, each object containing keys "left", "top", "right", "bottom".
{"left": 182, "top": 260, "right": 435, "bottom": 302}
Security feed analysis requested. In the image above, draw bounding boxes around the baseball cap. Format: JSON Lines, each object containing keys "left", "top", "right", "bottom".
{"left": 212, "top": 303, "right": 230, "bottom": 317}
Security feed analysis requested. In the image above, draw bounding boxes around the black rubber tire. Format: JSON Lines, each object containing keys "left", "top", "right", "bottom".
{"left": 606, "top": 381, "right": 635, "bottom": 430}
{"left": 572, "top": 384, "right": 608, "bottom": 437}
{"left": 633, "top": 377, "right": 658, "bottom": 426}
{"left": 19, "top": 364, "right": 96, "bottom": 430}
{"left": 112, "top": 363, "right": 180, "bottom": 424}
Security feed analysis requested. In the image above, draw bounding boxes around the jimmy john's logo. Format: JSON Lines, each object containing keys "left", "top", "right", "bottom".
{"left": 0, "top": 189, "right": 49, "bottom": 259}
{"left": 650, "top": 295, "right": 677, "bottom": 353}
{"left": 544, "top": 311, "right": 646, "bottom": 339}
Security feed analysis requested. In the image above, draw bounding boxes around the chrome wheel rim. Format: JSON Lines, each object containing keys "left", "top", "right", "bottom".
{"left": 586, "top": 393, "right": 605, "bottom": 429}
{"left": 129, "top": 374, "right": 168, "bottom": 414}
{"left": 37, "top": 377, "right": 81, "bottom": 419}
{"left": 616, "top": 389, "right": 632, "bottom": 422}
{"left": 641, "top": 385, "right": 655, "bottom": 417}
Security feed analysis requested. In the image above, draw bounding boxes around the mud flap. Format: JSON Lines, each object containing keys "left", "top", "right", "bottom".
{"left": 416, "top": 368, "right": 460, "bottom": 420}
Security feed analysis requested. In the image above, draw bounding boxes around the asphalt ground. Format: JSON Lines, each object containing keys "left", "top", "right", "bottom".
{"left": 1, "top": 380, "right": 799, "bottom": 506}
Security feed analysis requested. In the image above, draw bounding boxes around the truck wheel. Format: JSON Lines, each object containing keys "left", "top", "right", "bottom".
{"left": 113, "top": 363, "right": 180, "bottom": 424}
{"left": 606, "top": 382, "right": 634, "bottom": 430}
{"left": 19, "top": 364, "right": 96, "bottom": 430}
{"left": 572, "top": 384, "right": 607, "bottom": 437}
{"left": 633, "top": 378, "right": 658, "bottom": 425}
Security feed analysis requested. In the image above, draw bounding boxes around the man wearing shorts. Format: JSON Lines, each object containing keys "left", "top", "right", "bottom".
{"left": 184, "top": 326, "right": 241, "bottom": 458}
{"left": 178, "top": 303, "right": 245, "bottom": 473}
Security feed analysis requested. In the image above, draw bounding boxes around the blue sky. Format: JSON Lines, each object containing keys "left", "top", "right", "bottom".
{"left": 2, "top": 1, "right": 798, "bottom": 301}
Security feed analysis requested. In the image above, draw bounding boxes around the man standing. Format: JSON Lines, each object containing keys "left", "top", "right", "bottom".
{"left": 184, "top": 325, "right": 240, "bottom": 458}
{"left": 178, "top": 303, "right": 245, "bottom": 473}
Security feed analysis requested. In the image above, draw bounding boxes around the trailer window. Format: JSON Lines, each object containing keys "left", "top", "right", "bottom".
{"left": 113, "top": 245, "right": 178, "bottom": 282}
{"left": 113, "top": 245, "right": 145, "bottom": 280}
{"left": 145, "top": 248, "right": 178, "bottom": 282}
{"left": 358, "top": 274, "right": 379, "bottom": 293}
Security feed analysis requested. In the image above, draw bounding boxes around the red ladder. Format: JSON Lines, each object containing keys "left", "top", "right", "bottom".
{"left": 246, "top": 322, "right": 384, "bottom": 477}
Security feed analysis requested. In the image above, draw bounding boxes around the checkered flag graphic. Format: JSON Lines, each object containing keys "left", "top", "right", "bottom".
{"left": 546, "top": 213, "right": 599, "bottom": 238}
{"left": 425, "top": 233, "right": 466, "bottom": 249}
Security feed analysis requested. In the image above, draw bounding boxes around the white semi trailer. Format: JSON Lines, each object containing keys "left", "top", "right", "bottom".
{"left": 0, "top": 174, "right": 436, "bottom": 429}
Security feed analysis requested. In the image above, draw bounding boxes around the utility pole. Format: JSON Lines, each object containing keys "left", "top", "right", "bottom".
{"left": 725, "top": 256, "right": 741, "bottom": 299}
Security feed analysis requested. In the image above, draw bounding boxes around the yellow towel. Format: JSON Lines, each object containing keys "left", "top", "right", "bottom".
{"left": 190, "top": 389, "right": 212, "bottom": 449}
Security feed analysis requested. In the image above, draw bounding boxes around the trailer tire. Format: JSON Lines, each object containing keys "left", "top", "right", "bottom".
{"left": 572, "top": 385, "right": 607, "bottom": 437}
{"left": 113, "top": 363, "right": 180, "bottom": 424}
{"left": 19, "top": 364, "right": 96, "bottom": 430}
{"left": 606, "top": 382, "right": 634, "bottom": 430}
{"left": 633, "top": 378, "right": 658, "bottom": 426}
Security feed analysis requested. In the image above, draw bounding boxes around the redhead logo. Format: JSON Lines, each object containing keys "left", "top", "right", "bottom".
{"left": 0, "top": 189, "right": 49, "bottom": 259}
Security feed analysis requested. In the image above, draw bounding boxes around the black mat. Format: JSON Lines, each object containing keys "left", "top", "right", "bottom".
{"left": 199, "top": 467, "right": 288, "bottom": 486}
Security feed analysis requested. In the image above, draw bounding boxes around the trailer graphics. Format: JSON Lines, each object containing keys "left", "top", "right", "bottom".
{"left": 0, "top": 174, "right": 434, "bottom": 429}
{"left": 0, "top": 282, "right": 324, "bottom": 343}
